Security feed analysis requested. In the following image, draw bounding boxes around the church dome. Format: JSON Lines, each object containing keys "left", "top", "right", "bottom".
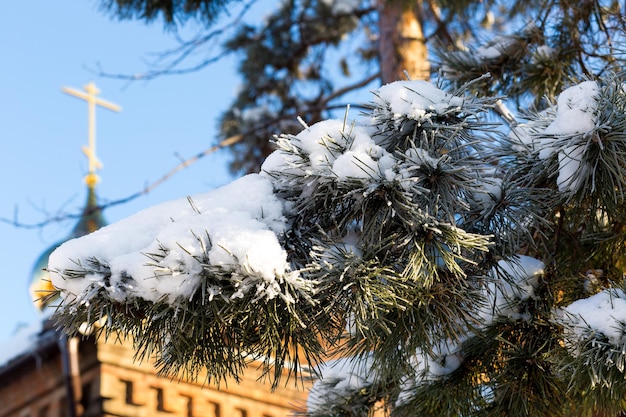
{"left": 29, "top": 183, "right": 107, "bottom": 311}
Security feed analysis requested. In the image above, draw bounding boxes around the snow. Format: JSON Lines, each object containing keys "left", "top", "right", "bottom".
{"left": 307, "top": 355, "right": 376, "bottom": 413}
{"left": 473, "top": 176, "right": 503, "bottom": 206}
{"left": 371, "top": 80, "right": 464, "bottom": 128}
{"left": 262, "top": 119, "right": 395, "bottom": 180}
{"left": 508, "top": 107, "right": 555, "bottom": 153}
{"left": 544, "top": 81, "right": 598, "bottom": 136}
{"left": 43, "top": 77, "right": 626, "bottom": 411}
{"left": 531, "top": 45, "right": 556, "bottom": 63}
{"left": 49, "top": 80, "right": 475, "bottom": 311}
{"left": 509, "top": 81, "right": 600, "bottom": 194}
{"left": 482, "top": 255, "right": 544, "bottom": 322}
{"left": 395, "top": 343, "right": 463, "bottom": 406}
{"left": 320, "top": 0, "right": 360, "bottom": 14}
{"left": 539, "top": 81, "right": 599, "bottom": 192}
{"left": 49, "top": 174, "right": 298, "bottom": 305}
{"left": 263, "top": 81, "right": 468, "bottom": 186}
{"left": 308, "top": 253, "right": 626, "bottom": 411}
{"left": 235, "top": 104, "right": 275, "bottom": 123}
{"left": 565, "top": 289, "right": 626, "bottom": 347}
{"left": 555, "top": 144, "right": 586, "bottom": 193}
{"left": 476, "top": 36, "right": 517, "bottom": 60}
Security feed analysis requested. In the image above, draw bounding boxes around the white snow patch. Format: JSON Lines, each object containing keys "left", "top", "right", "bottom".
{"left": 555, "top": 144, "right": 586, "bottom": 194}
{"left": 544, "top": 81, "right": 598, "bottom": 137}
{"left": 473, "top": 177, "right": 503, "bottom": 206}
{"left": 531, "top": 45, "right": 556, "bottom": 63}
{"left": 49, "top": 174, "right": 297, "bottom": 306}
{"left": 262, "top": 119, "right": 395, "bottom": 180}
{"left": 476, "top": 36, "right": 517, "bottom": 60}
{"left": 396, "top": 343, "right": 463, "bottom": 406}
{"left": 321, "top": 0, "right": 360, "bottom": 14}
{"left": 307, "top": 354, "right": 376, "bottom": 413}
{"left": 482, "top": 255, "right": 544, "bottom": 322}
{"left": 372, "top": 80, "right": 464, "bottom": 127}
{"left": 537, "top": 81, "right": 599, "bottom": 192}
{"left": 565, "top": 289, "right": 626, "bottom": 347}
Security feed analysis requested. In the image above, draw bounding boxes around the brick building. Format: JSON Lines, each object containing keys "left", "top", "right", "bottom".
{"left": 0, "top": 319, "right": 309, "bottom": 417}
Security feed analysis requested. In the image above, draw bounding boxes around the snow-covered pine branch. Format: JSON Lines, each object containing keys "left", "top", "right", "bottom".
{"left": 48, "top": 73, "right": 626, "bottom": 416}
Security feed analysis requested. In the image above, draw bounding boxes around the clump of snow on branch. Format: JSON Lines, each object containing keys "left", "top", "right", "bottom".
{"left": 371, "top": 80, "right": 464, "bottom": 128}
{"left": 471, "top": 175, "right": 503, "bottom": 207}
{"left": 542, "top": 81, "right": 598, "bottom": 137}
{"left": 507, "top": 80, "right": 609, "bottom": 197}
{"left": 475, "top": 36, "right": 518, "bottom": 60}
{"left": 508, "top": 107, "right": 556, "bottom": 153}
{"left": 264, "top": 80, "right": 473, "bottom": 189}
{"left": 564, "top": 289, "right": 626, "bottom": 347}
{"left": 262, "top": 119, "right": 396, "bottom": 181}
{"left": 47, "top": 76, "right": 626, "bottom": 412}
{"left": 49, "top": 174, "right": 299, "bottom": 306}
{"left": 395, "top": 343, "right": 463, "bottom": 406}
{"left": 531, "top": 45, "right": 556, "bottom": 64}
{"left": 307, "top": 355, "right": 377, "bottom": 414}
{"left": 539, "top": 81, "right": 599, "bottom": 192}
{"left": 482, "top": 255, "right": 544, "bottom": 323}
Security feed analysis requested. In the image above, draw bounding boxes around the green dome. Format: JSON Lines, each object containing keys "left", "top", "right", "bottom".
{"left": 29, "top": 184, "right": 107, "bottom": 311}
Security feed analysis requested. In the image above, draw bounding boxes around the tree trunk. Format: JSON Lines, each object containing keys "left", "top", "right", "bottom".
{"left": 377, "top": 0, "right": 429, "bottom": 83}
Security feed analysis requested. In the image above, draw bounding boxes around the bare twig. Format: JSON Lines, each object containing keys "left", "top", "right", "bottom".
{"left": 109, "top": 134, "right": 243, "bottom": 206}
{"left": 319, "top": 73, "right": 380, "bottom": 107}
{"left": 93, "top": 0, "right": 258, "bottom": 81}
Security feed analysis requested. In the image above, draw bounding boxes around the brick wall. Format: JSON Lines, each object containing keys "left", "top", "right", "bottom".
{"left": 0, "top": 328, "right": 311, "bottom": 417}
{"left": 96, "top": 338, "right": 310, "bottom": 417}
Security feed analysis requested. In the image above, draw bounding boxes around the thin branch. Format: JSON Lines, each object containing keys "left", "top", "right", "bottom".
{"left": 423, "top": 0, "right": 455, "bottom": 45}
{"left": 109, "top": 133, "right": 243, "bottom": 206}
{"left": 319, "top": 72, "right": 380, "bottom": 107}
{"left": 93, "top": 0, "right": 258, "bottom": 81}
{"left": 95, "top": 50, "right": 232, "bottom": 81}
{"left": 0, "top": 207, "right": 81, "bottom": 230}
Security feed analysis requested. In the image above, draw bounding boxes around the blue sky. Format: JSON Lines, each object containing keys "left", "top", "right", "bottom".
{"left": 0, "top": 1, "right": 241, "bottom": 341}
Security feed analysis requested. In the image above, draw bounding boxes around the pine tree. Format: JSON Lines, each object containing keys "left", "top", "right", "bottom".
{"left": 49, "top": 0, "right": 626, "bottom": 416}
{"left": 48, "top": 70, "right": 626, "bottom": 416}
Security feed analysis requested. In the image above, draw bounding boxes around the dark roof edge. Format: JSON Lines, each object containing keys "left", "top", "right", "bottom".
{"left": 0, "top": 319, "right": 60, "bottom": 383}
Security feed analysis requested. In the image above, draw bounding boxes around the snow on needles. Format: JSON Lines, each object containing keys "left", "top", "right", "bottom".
{"left": 46, "top": 78, "right": 626, "bottom": 407}
{"left": 372, "top": 80, "right": 464, "bottom": 128}
{"left": 263, "top": 80, "right": 466, "bottom": 185}
{"left": 482, "top": 255, "right": 544, "bottom": 323}
{"left": 262, "top": 119, "right": 395, "bottom": 181}
{"left": 49, "top": 174, "right": 297, "bottom": 306}
{"left": 320, "top": 0, "right": 360, "bottom": 14}
{"left": 307, "top": 355, "right": 377, "bottom": 414}
{"left": 536, "top": 81, "right": 600, "bottom": 193}
{"left": 565, "top": 289, "right": 626, "bottom": 347}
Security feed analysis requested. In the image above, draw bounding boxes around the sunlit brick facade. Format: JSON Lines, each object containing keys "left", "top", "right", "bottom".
{"left": 0, "top": 320, "right": 310, "bottom": 417}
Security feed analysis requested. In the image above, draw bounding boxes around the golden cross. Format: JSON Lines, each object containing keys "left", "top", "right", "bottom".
{"left": 62, "top": 82, "right": 121, "bottom": 186}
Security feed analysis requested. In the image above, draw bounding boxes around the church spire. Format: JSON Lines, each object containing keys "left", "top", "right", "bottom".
{"left": 29, "top": 83, "right": 120, "bottom": 311}
{"left": 62, "top": 82, "right": 121, "bottom": 186}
